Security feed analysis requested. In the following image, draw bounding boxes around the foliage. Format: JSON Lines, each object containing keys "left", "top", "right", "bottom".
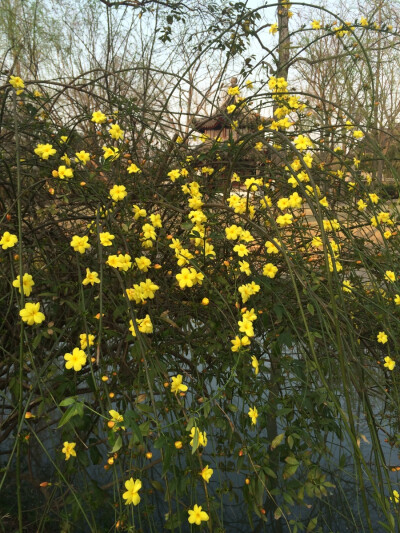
{"left": 1, "top": 1, "right": 400, "bottom": 532}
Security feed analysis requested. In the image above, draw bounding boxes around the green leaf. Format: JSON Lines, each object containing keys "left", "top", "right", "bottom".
{"left": 185, "top": 417, "right": 195, "bottom": 432}
{"left": 154, "top": 436, "right": 167, "bottom": 449}
{"left": 191, "top": 427, "right": 199, "bottom": 454}
{"left": 111, "top": 435, "right": 122, "bottom": 453}
{"left": 307, "top": 303, "right": 315, "bottom": 316}
{"left": 57, "top": 402, "right": 83, "bottom": 428}
{"left": 271, "top": 433, "right": 285, "bottom": 450}
{"left": 285, "top": 456, "right": 299, "bottom": 465}
{"left": 59, "top": 397, "right": 76, "bottom": 407}
{"left": 150, "top": 480, "right": 164, "bottom": 492}
{"left": 124, "top": 410, "right": 144, "bottom": 444}
{"left": 139, "top": 420, "right": 150, "bottom": 437}
{"left": 263, "top": 467, "right": 277, "bottom": 479}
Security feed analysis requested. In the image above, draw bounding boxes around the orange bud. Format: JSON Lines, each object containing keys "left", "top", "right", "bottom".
{"left": 108, "top": 421, "right": 115, "bottom": 428}
{"left": 145, "top": 452, "right": 153, "bottom": 459}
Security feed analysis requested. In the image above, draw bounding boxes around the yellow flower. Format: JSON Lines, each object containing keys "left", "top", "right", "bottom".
{"left": 75, "top": 150, "right": 91, "bottom": 164}
{"left": 200, "top": 465, "right": 213, "bottom": 483}
{"left": 70, "top": 235, "right": 90, "bottom": 254}
{"left": 102, "top": 146, "right": 120, "bottom": 160}
{"left": 353, "top": 130, "right": 364, "bottom": 139}
{"left": 64, "top": 347, "right": 87, "bottom": 371}
{"left": 311, "top": 20, "right": 321, "bottom": 29}
{"left": 133, "top": 205, "right": 147, "bottom": 219}
{"left": 251, "top": 355, "right": 259, "bottom": 375}
{"left": 394, "top": 294, "right": 400, "bottom": 305}
{"left": 34, "top": 143, "right": 57, "bottom": 160}
{"left": 377, "top": 331, "right": 388, "bottom": 344}
{"left": 294, "top": 135, "right": 313, "bottom": 151}
{"left": 238, "top": 318, "right": 254, "bottom": 337}
{"left": 239, "top": 261, "right": 251, "bottom": 275}
{"left": 110, "top": 184, "right": 127, "bottom": 201}
{"left": 176, "top": 267, "right": 196, "bottom": 289}
{"left": 168, "top": 169, "right": 181, "bottom": 182}
{"left": 342, "top": 281, "right": 354, "bottom": 293}
{"left": 276, "top": 213, "right": 293, "bottom": 227}
{"left": 19, "top": 302, "right": 45, "bottom": 325}
{"left": 61, "top": 153, "right": 71, "bottom": 166}
{"left": 269, "top": 23, "right": 278, "bottom": 34}
{"left": 99, "top": 232, "right": 115, "bottom": 246}
{"left": 385, "top": 271, "right": 396, "bottom": 283}
{"left": 135, "top": 256, "right": 151, "bottom": 272}
{"left": 127, "top": 163, "right": 141, "bottom": 174}
{"left": 171, "top": 374, "right": 188, "bottom": 394}
{"left": 263, "top": 263, "right": 278, "bottom": 278}
{"left": 142, "top": 223, "right": 156, "bottom": 240}
{"left": 189, "top": 427, "right": 207, "bottom": 448}
{"left": 62, "top": 441, "right": 76, "bottom": 460}
{"left": 357, "top": 199, "right": 367, "bottom": 211}
{"left": 80, "top": 333, "right": 95, "bottom": 350}
{"left": 174, "top": 441, "right": 183, "bottom": 449}
{"left": 129, "top": 315, "right": 153, "bottom": 336}
{"left": 228, "top": 86, "right": 240, "bottom": 96}
{"left": 122, "top": 478, "right": 142, "bottom": 506}
{"left": 150, "top": 213, "right": 162, "bottom": 228}
{"left": 13, "top": 273, "right": 35, "bottom": 296}
{"left": 109, "top": 410, "right": 125, "bottom": 430}
{"left": 226, "top": 104, "right": 236, "bottom": 114}
{"left": 91, "top": 110, "right": 107, "bottom": 123}
{"left": 384, "top": 356, "right": 396, "bottom": 371}
{"left": 9, "top": 75, "right": 25, "bottom": 89}
{"left": 360, "top": 16, "right": 368, "bottom": 27}
{"left": 0, "top": 232, "right": 18, "bottom": 249}
{"left": 82, "top": 268, "right": 100, "bottom": 286}
{"left": 57, "top": 165, "right": 74, "bottom": 179}
{"left": 188, "top": 504, "right": 209, "bottom": 525}
{"left": 369, "top": 193, "right": 379, "bottom": 204}
{"left": 233, "top": 243, "right": 248, "bottom": 257}
{"left": 109, "top": 124, "right": 124, "bottom": 140}
{"left": 248, "top": 406, "right": 258, "bottom": 425}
